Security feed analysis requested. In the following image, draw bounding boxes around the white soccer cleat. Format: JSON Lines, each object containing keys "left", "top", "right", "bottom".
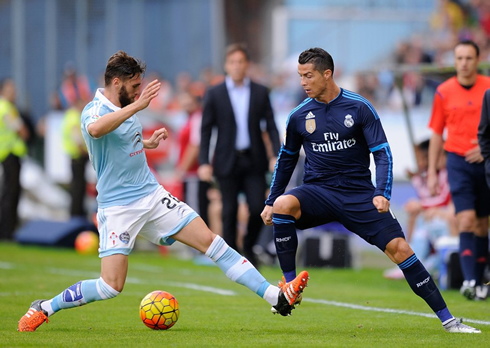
{"left": 443, "top": 318, "right": 481, "bottom": 333}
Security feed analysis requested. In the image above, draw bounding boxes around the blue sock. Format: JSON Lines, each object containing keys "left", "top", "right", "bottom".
{"left": 205, "top": 235, "right": 271, "bottom": 298}
{"left": 47, "top": 277, "right": 119, "bottom": 315}
{"left": 474, "top": 236, "right": 489, "bottom": 285}
{"left": 459, "top": 232, "right": 476, "bottom": 282}
{"left": 398, "top": 254, "right": 452, "bottom": 323}
{"left": 272, "top": 213, "right": 298, "bottom": 282}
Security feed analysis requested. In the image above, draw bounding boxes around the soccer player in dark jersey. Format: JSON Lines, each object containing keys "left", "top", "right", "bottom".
{"left": 261, "top": 47, "right": 480, "bottom": 333}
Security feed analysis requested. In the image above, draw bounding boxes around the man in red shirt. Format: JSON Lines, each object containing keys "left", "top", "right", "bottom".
{"left": 428, "top": 40, "right": 490, "bottom": 301}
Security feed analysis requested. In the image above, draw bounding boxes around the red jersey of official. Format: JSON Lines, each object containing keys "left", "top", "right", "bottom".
{"left": 429, "top": 75, "right": 490, "bottom": 156}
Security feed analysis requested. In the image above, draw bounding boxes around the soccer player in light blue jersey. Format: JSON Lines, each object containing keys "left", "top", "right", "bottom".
{"left": 261, "top": 47, "right": 480, "bottom": 333}
{"left": 18, "top": 51, "right": 308, "bottom": 332}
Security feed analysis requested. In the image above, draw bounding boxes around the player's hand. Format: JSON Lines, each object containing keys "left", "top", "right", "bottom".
{"left": 268, "top": 157, "right": 277, "bottom": 173}
{"left": 465, "top": 140, "right": 484, "bottom": 163}
{"left": 143, "top": 127, "right": 167, "bottom": 149}
{"left": 198, "top": 164, "right": 213, "bottom": 182}
{"left": 373, "top": 195, "right": 390, "bottom": 213}
{"left": 261, "top": 205, "right": 273, "bottom": 225}
{"left": 135, "top": 79, "right": 161, "bottom": 111}
{"left": 427, "top": 171, "right": 439, "bottom": 196}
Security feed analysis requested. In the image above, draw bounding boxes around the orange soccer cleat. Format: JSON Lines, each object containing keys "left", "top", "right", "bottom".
{"left": 18, "top": 300, "right": 49, "bottom": 332}
{"left": 272, "top": 270, "right": 309, "bottom": 316}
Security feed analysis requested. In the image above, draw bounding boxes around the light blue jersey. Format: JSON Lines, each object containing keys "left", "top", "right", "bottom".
{"left": 81, "top": 89, "right": 159, "bottom": 208}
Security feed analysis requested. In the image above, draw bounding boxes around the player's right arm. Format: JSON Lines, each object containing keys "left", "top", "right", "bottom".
{"left": 264, "top": 114, "right": 302, "bottom": 206}
{"left": 87, "top": 80, "right": 160, "bottom": 138}
{"left": 427, "top": 90, "right": 446, "bottom": 196}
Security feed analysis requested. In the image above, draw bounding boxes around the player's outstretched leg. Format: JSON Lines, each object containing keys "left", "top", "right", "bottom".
{"left": 18, "top": 277, "right": 120, "bottom": 332}
{"left": 397, "top": 253, "right": 481, "bottom": 333}
{"left": 204, "top": 234, "right": 309, "bottom": 315}
{"left": 18, "top": 300, "right": 49, "bottom": 332}
{"left": 271, "top": 271, "right": 309, "bottom": 316}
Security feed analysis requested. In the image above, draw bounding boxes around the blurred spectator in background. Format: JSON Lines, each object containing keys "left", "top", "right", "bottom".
{"left": 428, "top": 40, "right": 490, "bottom": 301}
{"left": 384, "top": 139, "right": 456, "bottom": 279}
{"left": 478, "top": 89, "right": 490, "bottom": 188}
{"left": 0, "top": 78, "right": 29, "bottom": 240}
{"left": 175, "top": 91, "right": 211, "bottom": 226}
{"left": 199, "top": 43, "right": 280, "bottom": 267}
{"left": 58, "top": 62, "right": 93, "bottom": 110}
{"left": 61, "top": 98, "right": 89, "bottom": 218}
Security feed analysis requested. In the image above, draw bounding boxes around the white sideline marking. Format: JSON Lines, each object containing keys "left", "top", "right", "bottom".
{"left": 0, "top": 261, "right": 14, "bottom": 269}
{"left": 304, "top": 298, "right": 490, "bottom": 326}
{"left": 125, "top": 277, "right": 236, "bottom": 296}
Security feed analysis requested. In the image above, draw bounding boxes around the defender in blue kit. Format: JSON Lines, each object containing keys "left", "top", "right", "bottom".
{"left": 261, "top": 47, "right": 480, "bottom": 333}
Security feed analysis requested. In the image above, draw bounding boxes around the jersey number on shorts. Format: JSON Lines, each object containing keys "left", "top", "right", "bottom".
{"left": 161, "top": 193, "right": 180, "bottom": 209}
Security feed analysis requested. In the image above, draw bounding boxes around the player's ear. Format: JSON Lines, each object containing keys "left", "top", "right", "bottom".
{"left": 112, "top": 77, "right": 121, "bottom": 89}
{"left": 323, "top": 69, "right": 332, "bottom": 81}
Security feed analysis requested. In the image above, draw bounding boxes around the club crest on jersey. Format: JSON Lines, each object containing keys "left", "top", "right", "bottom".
{"left": 344, "top": 114, "right": 354, "bottom": 128}
{"left": 132, "top": 131, "right": 142, "bottom": 148}
{"left": 305, "top": 111, "right": 316, "bottom": 133}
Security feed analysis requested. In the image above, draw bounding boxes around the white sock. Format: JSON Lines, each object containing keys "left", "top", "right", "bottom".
{"left": 263, "top": 285, "right": 281, "bottom": 306}
{"left": 41, "top": 300, "right": 54, "bottom": 317}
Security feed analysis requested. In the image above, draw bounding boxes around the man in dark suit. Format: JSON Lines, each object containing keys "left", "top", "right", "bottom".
{"left": 198, "top": 43, "right": 280, "bottom": 266}
{"left": 479, "top": 89, "right": 490, "bottom": 189}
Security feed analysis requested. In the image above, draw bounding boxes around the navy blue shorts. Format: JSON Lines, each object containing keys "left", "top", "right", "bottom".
{"left": 446, "top": 152, "right": 490, "bottom": 216}
{"left": 286, "top": 180, "right": 404, "bottom": 252}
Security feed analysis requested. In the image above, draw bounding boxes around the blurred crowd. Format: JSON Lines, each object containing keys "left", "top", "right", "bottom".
{"left": 354, "top": 0, "right": 490, "bottom": 110}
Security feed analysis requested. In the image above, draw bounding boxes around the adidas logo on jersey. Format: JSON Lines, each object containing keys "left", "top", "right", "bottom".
{"left": 306, "top": 111, "right": 315, "bottom": 119}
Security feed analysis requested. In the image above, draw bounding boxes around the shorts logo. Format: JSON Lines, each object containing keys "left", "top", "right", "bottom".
{"left": 63, "top": 281, "right": 83, "bottom": 302}
{"left": 109, "top": 231, "right": 118, "bottom": 246}
{"left": 306, "top": 112, "right": 316, "bottom": 134}
{"left": 119, "top": 231, "right": 130, "bottom": 244}
{"left": 344, "top": 114, "right": 354, "bottom": 128}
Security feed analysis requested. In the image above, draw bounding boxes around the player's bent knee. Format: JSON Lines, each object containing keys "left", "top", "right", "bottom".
{"left": 273, "top": 195, "right": 300, "bottom": 216}
{"left": 385, "top": 237, "right": 414, "bottom": 263}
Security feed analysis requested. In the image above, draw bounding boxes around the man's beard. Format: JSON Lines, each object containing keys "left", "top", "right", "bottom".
{"left": 118, "top": 85, "right": 132, "bottom": 107}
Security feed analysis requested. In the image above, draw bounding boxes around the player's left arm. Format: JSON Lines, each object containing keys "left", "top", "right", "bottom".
{"left": 478, "top": 89, "right": 490, "bottom": 161}
{"left": 143, "top": 127, "right": 168, "bottom": 149}
{"left": 361, "top": 104, "right": 393, "bottom": 210}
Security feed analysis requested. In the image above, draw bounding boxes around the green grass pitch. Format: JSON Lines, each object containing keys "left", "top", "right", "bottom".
{"left": 0, "top": 242, "right": 487, "bottom": 347}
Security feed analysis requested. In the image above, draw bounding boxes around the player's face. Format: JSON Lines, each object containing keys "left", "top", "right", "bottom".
{"left": 118, "top": 74, "right": 142, "bottom": 107}
{"left": 224, "top": 50, "right": 248, "bottom": 84}
{"left": 454, "top": 44, "right": 479, "bottom": 79}
{"left": 298, "top": 63, "right": 329, "bottom": 99}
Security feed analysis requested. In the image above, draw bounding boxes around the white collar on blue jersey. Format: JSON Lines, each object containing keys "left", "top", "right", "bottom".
{"left": 96, "top": 88, "right": 121, "bottom": 111}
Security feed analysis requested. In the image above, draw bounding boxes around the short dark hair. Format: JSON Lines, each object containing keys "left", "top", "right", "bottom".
{"left": 455, "top": 40, "right": 480, "bottom": 57}
{"left": 298, "top": 48, "right": 335, "bottom": 74}
{"left": 104, "top": 50, "right": 146, "bottom": 86}
{"left": 225, "top": 43, "right": 250, "bottom": 61}
{"left": 418, "top": 139, "right": 430, "bottom": 152}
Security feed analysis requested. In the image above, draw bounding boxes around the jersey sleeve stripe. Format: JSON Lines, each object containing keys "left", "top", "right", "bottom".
{"left": 285, "top": 97, "right": 313, "bottom": 126}
{"left": 369, "top": 142, "right": 389, "bottom": 153}
{"left": 383, "top": 145, "right": 393, "bottom": 199}
{"left": 282, "top": 147, "right": 300, "bottom": 155}
{"left": 343, "top": 90, "right": 380, "bottom": 120}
